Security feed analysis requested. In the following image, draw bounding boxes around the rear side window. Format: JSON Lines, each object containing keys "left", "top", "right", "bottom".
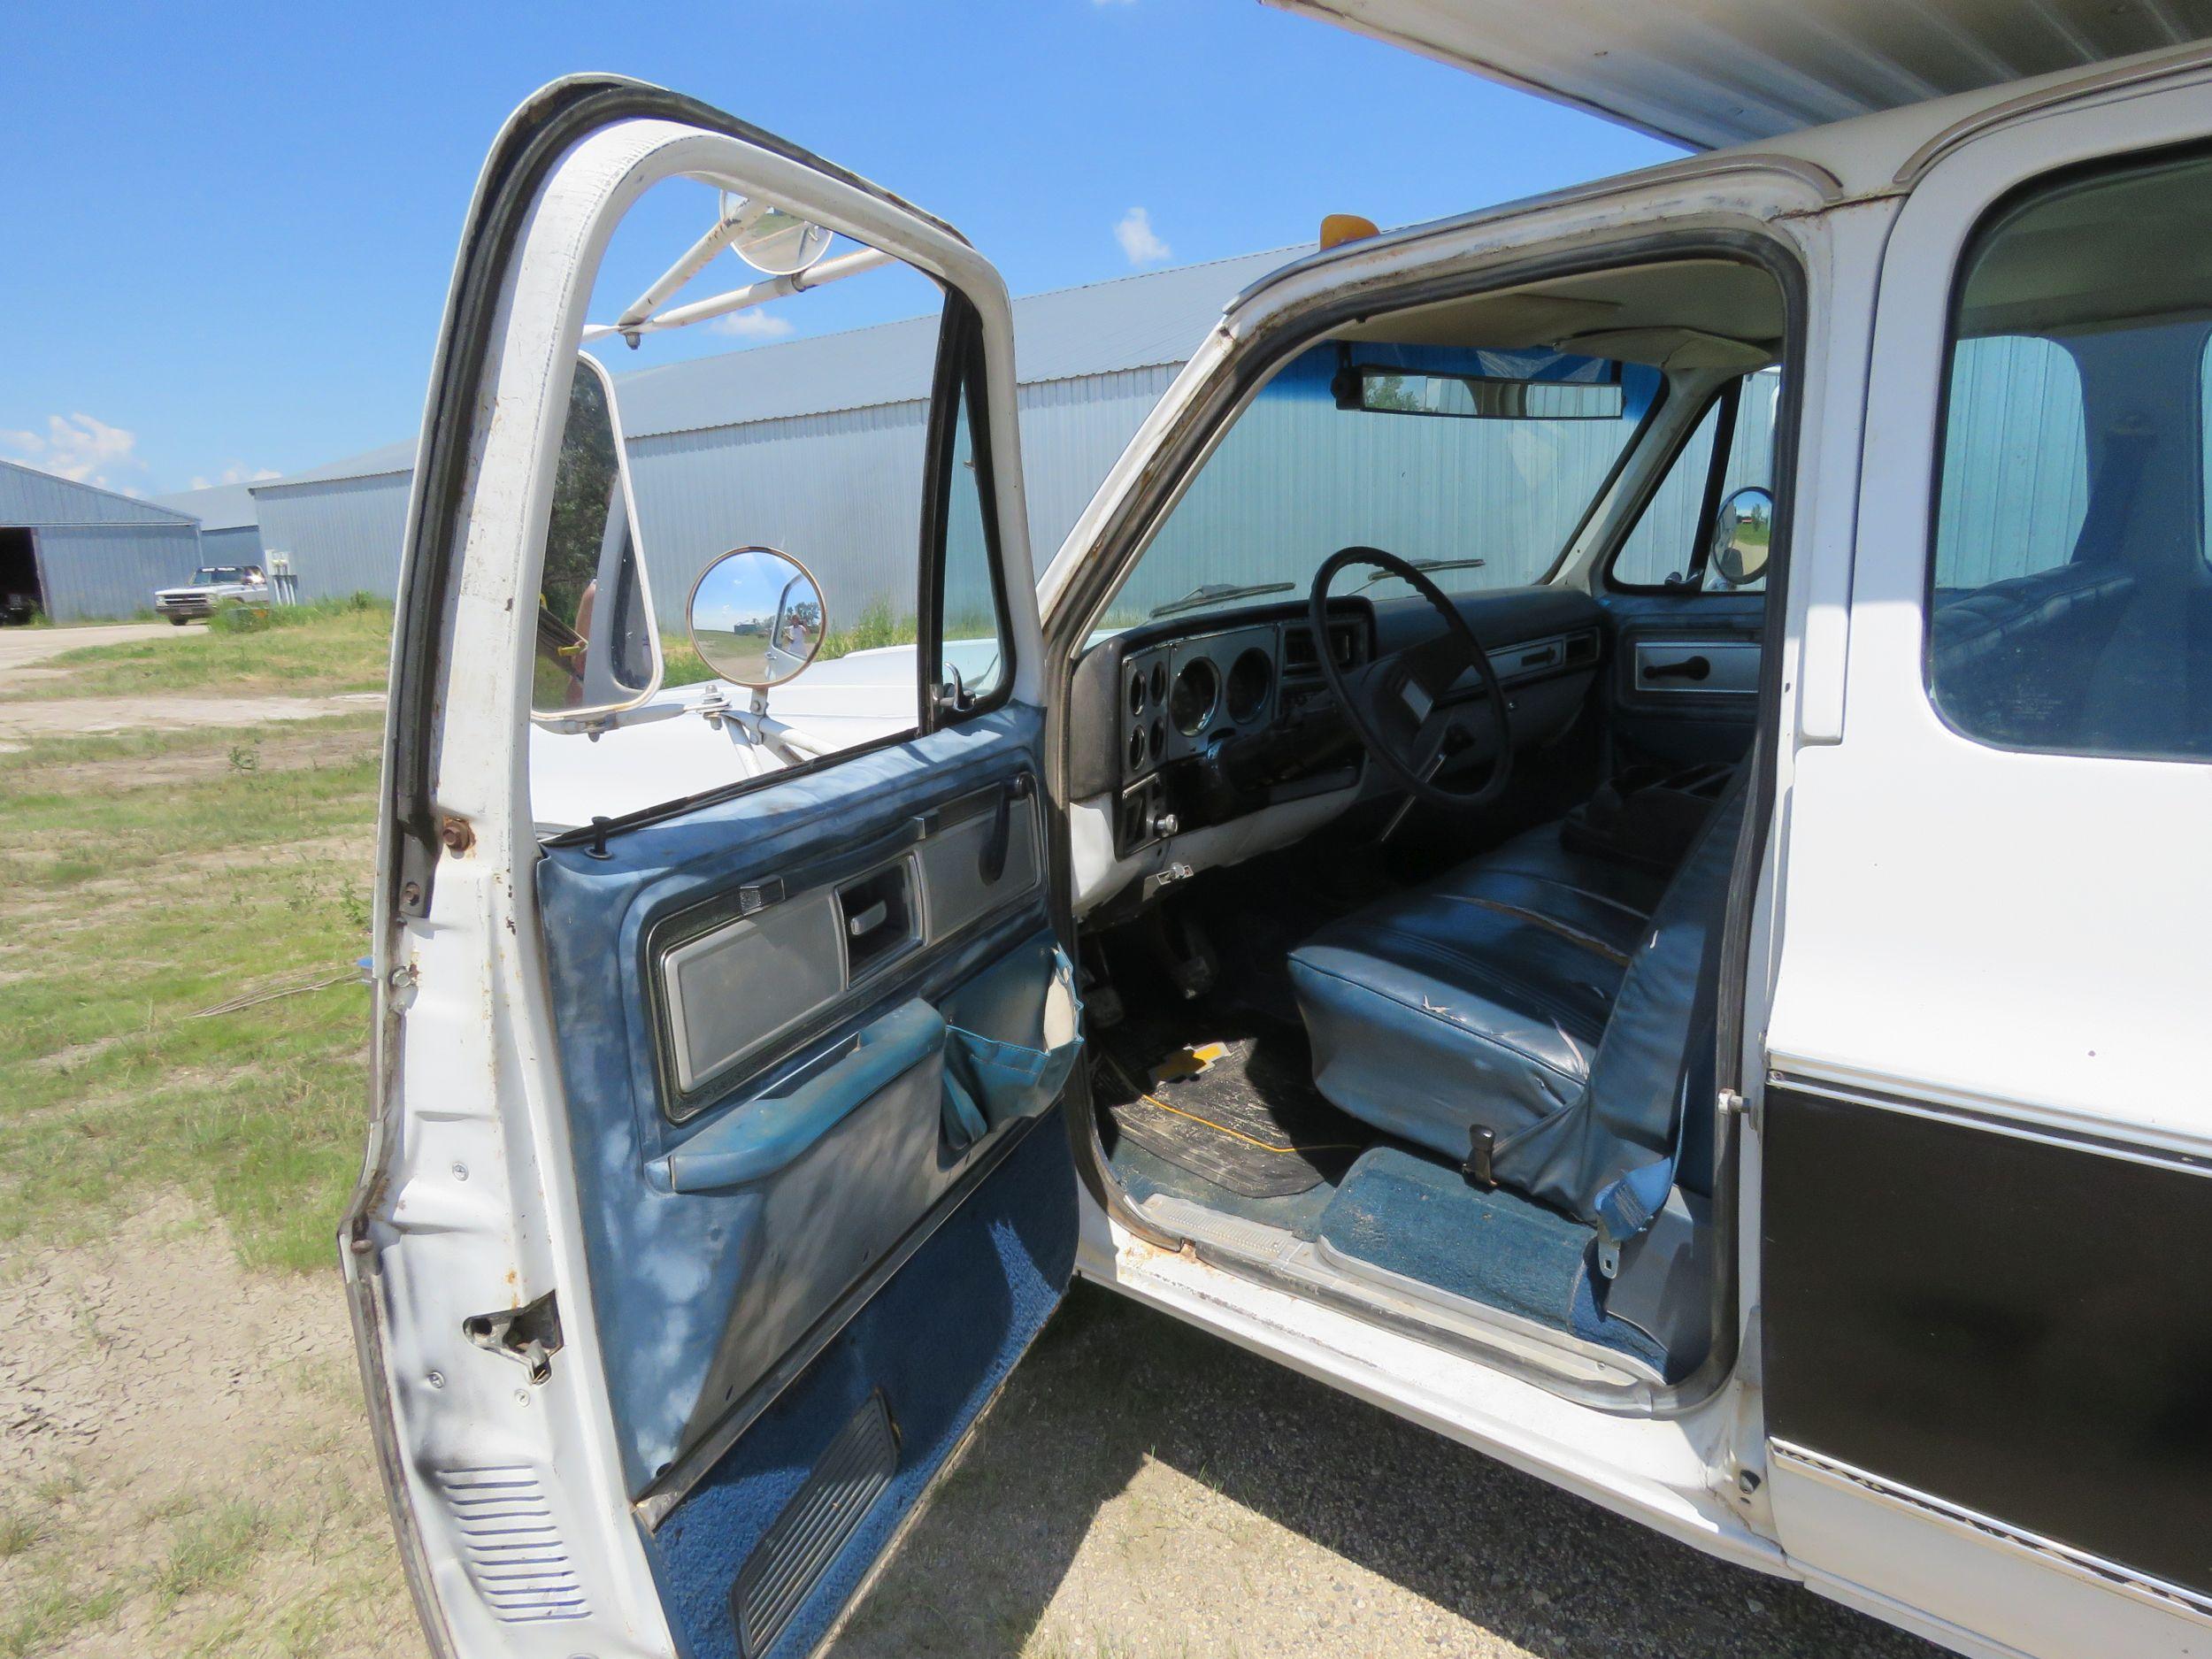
{"left": 1927, "top": 150, "right": 2212, "bottom": 760}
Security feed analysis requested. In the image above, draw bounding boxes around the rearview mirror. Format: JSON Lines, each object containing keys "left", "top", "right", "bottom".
{"left": 687, "top": 548, "right": 828, "bottom": 687}
{"left": 1709, "top": 487, "right": 1774, "bottom": 588}
{"left": 1333, "top": 365, "right": 1624, "bottom": 420}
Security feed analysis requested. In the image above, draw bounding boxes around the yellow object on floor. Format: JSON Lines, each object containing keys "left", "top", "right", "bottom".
{"left": 1150, "top": 1041, "right": 1230, "bottom": 1086}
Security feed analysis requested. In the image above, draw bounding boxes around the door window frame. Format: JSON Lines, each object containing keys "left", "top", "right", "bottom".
{"left": 917, "top": 291, "right": 1019, "bottom": 733}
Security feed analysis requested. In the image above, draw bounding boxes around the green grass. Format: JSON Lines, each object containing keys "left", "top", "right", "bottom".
{"left": 1, "top": 1580, "right": 123, "bottom": 1659}
{"left": 157, "top": 1501, "right": 272, "bottom": 1601}
{"left": 0, "top": 703, "right": 383, "bottom": 1273}
{"left": 19, "top": 594, "right": 392, "bottom": 699}
{"left": 0, "top": 1514, "right": 38, "bottom": 1561}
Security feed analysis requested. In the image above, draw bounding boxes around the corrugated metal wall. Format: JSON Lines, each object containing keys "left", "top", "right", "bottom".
{"left": 1613, "top": 371, "right": 1782, "bottom": 585}
{"left": 250, "top": 472, "right": 412, "bottom": 603}
{"left": 1, "top": 461, "right": 204, "bottom": 620}
{"left": 180, "top": 334, "right": 2104, "bottom": 633}
{"left": 197, "top": 524, "right": 265, "bottom": 566}
{"left": 1119, "top": 349, "right": 1639, "bottom": 617}
{"left": 0, "top": 462, "right": 194, "bottom": 528}
{"left": 1018, "top": 366, "right": 1182, "bottom": 572}
{"left": 32, "top": 523, "right": 204, "bottom": 619}
{"left": 622, "top": 365, "right": 1182, "bottom": 631}
{"left": 1936, "top": 335, "right": 2089, "bottom": 586}
{"left": 626, "top": 402, "right": 932, "bottom": 631}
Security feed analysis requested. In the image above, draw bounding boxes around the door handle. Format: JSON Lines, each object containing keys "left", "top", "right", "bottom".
{"left": 979, "top": 772, "right": 1035, "bottom": 886}
{"left": 653, "top": 1000, "right": 945, "bottom": 1192}
{"left": 1645, "top": 654, "right": 1711, "bottom": 682}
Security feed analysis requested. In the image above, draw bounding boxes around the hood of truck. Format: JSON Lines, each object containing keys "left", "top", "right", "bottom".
{"left": 1264, "top": 0, "right": 2212, "bottom": 148}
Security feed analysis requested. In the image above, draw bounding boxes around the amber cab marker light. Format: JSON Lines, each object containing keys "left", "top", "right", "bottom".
{"left": 1319, "top": 213, "right": 1380, "bottom": 250}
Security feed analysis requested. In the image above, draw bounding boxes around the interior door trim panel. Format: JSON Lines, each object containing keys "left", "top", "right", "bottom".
{"left": 650, "top": 785, "right": 1041, "bottom": 1122}
{"left": 1632, "top": 639, "right": 1761, "bottom": 695}
{"left": 534, "top": 707, "right": 1072, "bottom": 1497}
{"left": 1763, "top": 1082, "right": 2212, "bottom": 1601}
{"left": 662, "top": 891, "right": 849, "bottom": 1095}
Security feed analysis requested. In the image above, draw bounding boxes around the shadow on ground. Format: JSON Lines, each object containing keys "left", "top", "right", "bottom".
{"left": 828, "top": 1284, "right": 1939, "bottom": 1659}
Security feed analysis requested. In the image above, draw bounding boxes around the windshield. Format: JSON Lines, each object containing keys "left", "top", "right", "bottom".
{"left": 1105, "top": 342, "right": 1658, "bottom": 625}
{"left": 193, "top": 567, "right": 250, "bottom": 586}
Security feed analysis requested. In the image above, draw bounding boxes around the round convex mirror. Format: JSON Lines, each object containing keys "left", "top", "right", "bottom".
{"left": 1709, "top": 486, "right": 1774, "bottom": 588}
{"left": 728, "top": 203, "right": 833, "bottom": 277}
{"left": 687, "top": 547, "right": 829, "bottom": 687}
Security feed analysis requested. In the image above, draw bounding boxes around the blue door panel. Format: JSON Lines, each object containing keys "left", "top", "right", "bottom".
{"left": 1596, "top": 591, "right": 1763, "bottom": 768}
{"left": 642, "top": 1110, "right": 1075, "bottom": 1659}
{"left": 535, "top": 703, "right": 1075, "bottom": 1496}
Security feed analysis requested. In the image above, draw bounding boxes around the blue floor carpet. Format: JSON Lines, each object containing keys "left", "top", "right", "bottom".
{"left": 1313, "top": 1147, "right": 1669, "bottom": 1373}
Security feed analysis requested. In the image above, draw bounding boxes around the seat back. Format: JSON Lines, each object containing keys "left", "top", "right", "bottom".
{"left": 1491, "top": 765, "right": 1747, "bottom": 1234}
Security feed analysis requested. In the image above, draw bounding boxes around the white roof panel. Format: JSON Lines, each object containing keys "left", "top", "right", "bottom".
{"left": 1264, "top": 0, "right": 2212, "bottom": 148}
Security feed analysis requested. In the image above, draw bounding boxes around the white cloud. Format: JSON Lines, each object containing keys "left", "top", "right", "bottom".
{"left": 188, "top": 464, "right": 281, "bottom": 490}
{"left": 710, "top": 307, "right": 796, "bottom": 341}
{"left": 2, "top": 411, "right": 146, "bottom": 491}
{"left": 1114, "top": 206, "right": 1171, "bottom": 267}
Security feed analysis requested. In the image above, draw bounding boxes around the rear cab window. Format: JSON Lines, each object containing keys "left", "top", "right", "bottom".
{"left": 1927, "top": 148, "right": 2212, "bottom": 761}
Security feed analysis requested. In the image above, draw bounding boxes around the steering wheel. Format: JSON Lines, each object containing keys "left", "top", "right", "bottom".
{"left": 1310, "top": 545, "right": 1513, "bottom": 810}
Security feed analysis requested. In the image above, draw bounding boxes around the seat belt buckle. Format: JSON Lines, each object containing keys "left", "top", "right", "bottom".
{"left": 1463, "top": 1125, "right": 1497, "bottom": 1189}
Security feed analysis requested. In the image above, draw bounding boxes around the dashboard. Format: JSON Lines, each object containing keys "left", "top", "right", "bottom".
{"left": 1069, "top": 588, "right": 1607, "bottom": 905}
{"left": 1109, "top": 611, "right": 1370, "bottom": 857}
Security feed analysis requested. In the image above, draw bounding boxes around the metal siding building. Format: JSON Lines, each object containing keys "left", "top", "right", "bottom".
{"left": 217, "top": 250, "right": 2093, "bottom": 632}
{"left": 250, "top": 440, "right": 417, "bottom": 603}
{"left": 237, "top": 253, "right": 1293, "bottom": 625}
{"left": 150, "top": 480, "right": 265, "bottom": 569}
{"left": 0, "top": 458, "right": 202, "bottom": 620}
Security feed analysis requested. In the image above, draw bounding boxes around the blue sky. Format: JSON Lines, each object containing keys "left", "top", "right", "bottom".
{"left": 0, "top": 1, "right": 1675, "bottom": 497}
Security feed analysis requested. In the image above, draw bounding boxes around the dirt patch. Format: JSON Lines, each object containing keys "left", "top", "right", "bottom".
{"left": 0, "top": 1197, "right": 418, "bottom": 1657}
{"left": 0, "top": 693, "right": 385, "bottom": 750}
{"left": 828, "top": 1286, "right": 1944, "bottom": 1659}
{"left": 4, "top": 727, "right": 382, "bottom": 795}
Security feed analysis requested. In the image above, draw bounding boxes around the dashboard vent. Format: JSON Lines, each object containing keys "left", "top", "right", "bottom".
{"left": 1284, "top": 621, "right": 1359, "bottom": 677}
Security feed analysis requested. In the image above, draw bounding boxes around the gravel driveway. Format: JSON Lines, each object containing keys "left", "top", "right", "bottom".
{"left": 0, "top": 620, "right": 180, "bottom": 677}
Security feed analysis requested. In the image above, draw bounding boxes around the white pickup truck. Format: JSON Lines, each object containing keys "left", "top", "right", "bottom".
{"left": 151, "top": 563, "right": 265, "bottom": 624}
{"left": 349, "top": 13, "right": 2212, "bottom": 1659}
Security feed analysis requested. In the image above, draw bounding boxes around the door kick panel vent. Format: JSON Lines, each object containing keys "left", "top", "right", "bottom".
{"left": 432, "top": 1464, "right": 588, "bottom": 1623}
{"left": 732, "top": 1391, "right": 899, "bottom": 1658}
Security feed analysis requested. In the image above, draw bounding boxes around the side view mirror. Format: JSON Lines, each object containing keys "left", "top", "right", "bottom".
{"left": 687, "top": 547, "right": 828, "bottom": 688}
{"left": 530, "top": 353, "right": 660, "bottom": 719}
{"left": 1709, "top": 487, "right": 1774, "bottom": 588}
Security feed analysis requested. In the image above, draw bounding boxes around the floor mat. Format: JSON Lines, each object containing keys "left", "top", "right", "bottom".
{"left": 1093, "top": 1015, "right": 1368, "bottom": 1200}
{"left": 1313, "top": 1147, "right": 1671, "bottom": 1374}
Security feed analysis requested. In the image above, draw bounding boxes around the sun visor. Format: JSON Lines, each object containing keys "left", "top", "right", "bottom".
{"left": 1560, "top": 326, "right": 1774, "bottom": 372}
{"left": 1338, "top": 295, "right": 1618, "bottom": 350}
